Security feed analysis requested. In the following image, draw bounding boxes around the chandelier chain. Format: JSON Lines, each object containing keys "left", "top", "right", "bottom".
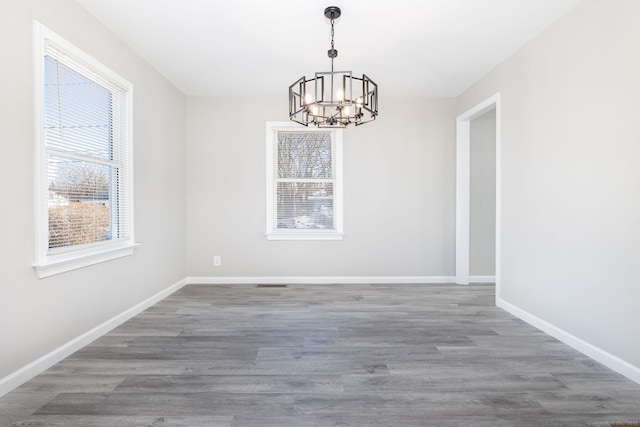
{"left": 331, "top": 19, "right": 335, "bottom": 51}
{"left": 330, "top": 18, "right": 335, "bottom": 72}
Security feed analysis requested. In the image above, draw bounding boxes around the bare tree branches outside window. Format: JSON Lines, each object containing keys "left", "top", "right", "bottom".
{"left": 48, "top": 163, "right": 111, "bottom": 248}
{"left": 276, "top": 132, "right": 334, "bottom": 229}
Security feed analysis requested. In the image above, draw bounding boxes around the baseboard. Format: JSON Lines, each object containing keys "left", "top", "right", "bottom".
{"left": 470, "top": 275, "right": 496, "bottom": 283}
{"left": 497, "top": 297, "right": 640, "bottom": 385}
{"left": 187, "top": 276, "right": 457, "bottom": 285}
{"left": 0, "top": 278, "right": 188, "bottom": 398}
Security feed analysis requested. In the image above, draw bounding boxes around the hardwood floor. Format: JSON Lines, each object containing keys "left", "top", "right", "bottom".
{"left": 1, "top": 283, "right": 639, "bottom": 426}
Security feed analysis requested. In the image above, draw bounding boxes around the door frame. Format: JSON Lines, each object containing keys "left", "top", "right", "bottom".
{"left": 455, "top": 93, "right": 501, "bottom": 297}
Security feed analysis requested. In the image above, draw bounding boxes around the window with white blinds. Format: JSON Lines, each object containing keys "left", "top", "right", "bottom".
{"left": 34, "top": 22, "right": 134, "bottom": 278}
{"left": 266, "top": 122, "right": 343, "bottom": 240}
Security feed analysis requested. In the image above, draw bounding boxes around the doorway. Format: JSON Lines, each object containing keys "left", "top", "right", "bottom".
{"left": 455, "top": 94, "right": 500, "bottom": 299}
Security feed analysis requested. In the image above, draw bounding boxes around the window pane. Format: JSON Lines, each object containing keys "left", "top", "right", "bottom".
{"left": 277, "top": 131, "right": 332, "bottom": 179}
{"left": 277, "top": 182, "right": 334, "bottom": 229}
{"left": 44, "top": 56, "right": 112, "bottom": 160}
{"left": 48, "top": 158, "right": 113, "bottom": 249}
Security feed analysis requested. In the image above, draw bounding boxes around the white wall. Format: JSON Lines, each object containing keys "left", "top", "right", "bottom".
{"left": 186, "top": 96, "right": 457, "bottom": 279}
{"left": 470, "top": 110, "right": 496, "bottom": 276}
{"left": 0, "top": 0, "right": 186, "bottom": 380}
{"left": 458, "top": 0, "right": 640, "bottom": 373}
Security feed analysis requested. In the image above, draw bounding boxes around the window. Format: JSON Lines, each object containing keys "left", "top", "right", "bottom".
{"left": 266, "top": 122, "right": 343, "bottom": 240}
{"left": 33, "top": 22, "right": 134, "bottom": 278}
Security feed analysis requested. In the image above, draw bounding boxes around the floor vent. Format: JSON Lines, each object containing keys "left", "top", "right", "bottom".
{"left": 256, "top": 284, "right": 288, "bottom": 288}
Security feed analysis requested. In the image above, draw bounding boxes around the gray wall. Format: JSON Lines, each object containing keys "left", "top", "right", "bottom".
{"left": 0, "top": 0, "right": 187, "bottom": 378}
{"left": 470, "top": 110, "right": 496, "bottom": 277}
{"left": 186, "top": 97, "right": 457, "bottom": 278}
{"left": 458, "top": 0, "right": 640, "bottom": 368}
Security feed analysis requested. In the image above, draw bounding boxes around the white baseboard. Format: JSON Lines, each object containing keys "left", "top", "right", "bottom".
{"left": 497, "top": 297, "right": 640, "bottom": 385}
{"left": 0, "top": 278, "right": 188, "bottom": 398}
{"left": 470, "top": 275, "right": 496, "bottom": 283}
{"left": 187, "top": 276, "right": 457, "bottom": 285}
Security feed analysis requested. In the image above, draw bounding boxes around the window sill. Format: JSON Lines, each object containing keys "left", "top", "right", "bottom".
{"left": 33, "top": 242, "right": 139, "bottom": 279}
{"left": 266, "top": 232, "right": 344, "bottom": 241}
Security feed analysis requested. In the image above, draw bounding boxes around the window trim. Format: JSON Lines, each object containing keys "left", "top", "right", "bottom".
{"left": 265, "top": 122, "right": 344, "bottom": 241}
{"left": 33, "top": 21, "right": 135, "bottom": 278}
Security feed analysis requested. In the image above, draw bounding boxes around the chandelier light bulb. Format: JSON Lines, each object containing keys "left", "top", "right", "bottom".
{"left": 304, "top": 93, "right": 314, "bottom": 105}
{"left": 336, "top": 89, "right": 344, "bottom": 102}
{"left": 343, "top": 106, "right": 350, "bottom": 117}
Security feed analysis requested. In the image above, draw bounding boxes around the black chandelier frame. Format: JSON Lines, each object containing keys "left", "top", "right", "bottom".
{"left": 289, "top": 6, "right": 378, "bottom": 128}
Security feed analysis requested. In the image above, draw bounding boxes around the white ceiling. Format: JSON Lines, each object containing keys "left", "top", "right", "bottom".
{"left": 75, "top": 0, "right": 583, "bottom": 97}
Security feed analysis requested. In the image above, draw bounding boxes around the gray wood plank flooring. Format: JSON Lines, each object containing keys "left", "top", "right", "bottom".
{"left": 1, "top": 283, "right": 639, "bottom": 426}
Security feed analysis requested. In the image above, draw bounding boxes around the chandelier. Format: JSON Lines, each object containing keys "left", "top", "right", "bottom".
{"left": 289, "top": 6, "right": 378, "bottom": 128}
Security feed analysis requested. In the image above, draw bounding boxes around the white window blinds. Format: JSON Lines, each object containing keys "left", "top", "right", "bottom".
{"left": 274, "top": 131, "right": 335, "bottom": 230}
{"left": 34, "top": 21, "right": 134, "bottom": 276}
{"left": 266, "top": 122, "right": 343, "bottom": 240}
{"left": 43, "top": 51, "right": 130, "bottom": 252}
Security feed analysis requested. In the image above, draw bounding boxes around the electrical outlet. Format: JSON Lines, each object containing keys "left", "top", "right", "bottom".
{"left": 214, "top": 256, "right": 221, "bottom": 267}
